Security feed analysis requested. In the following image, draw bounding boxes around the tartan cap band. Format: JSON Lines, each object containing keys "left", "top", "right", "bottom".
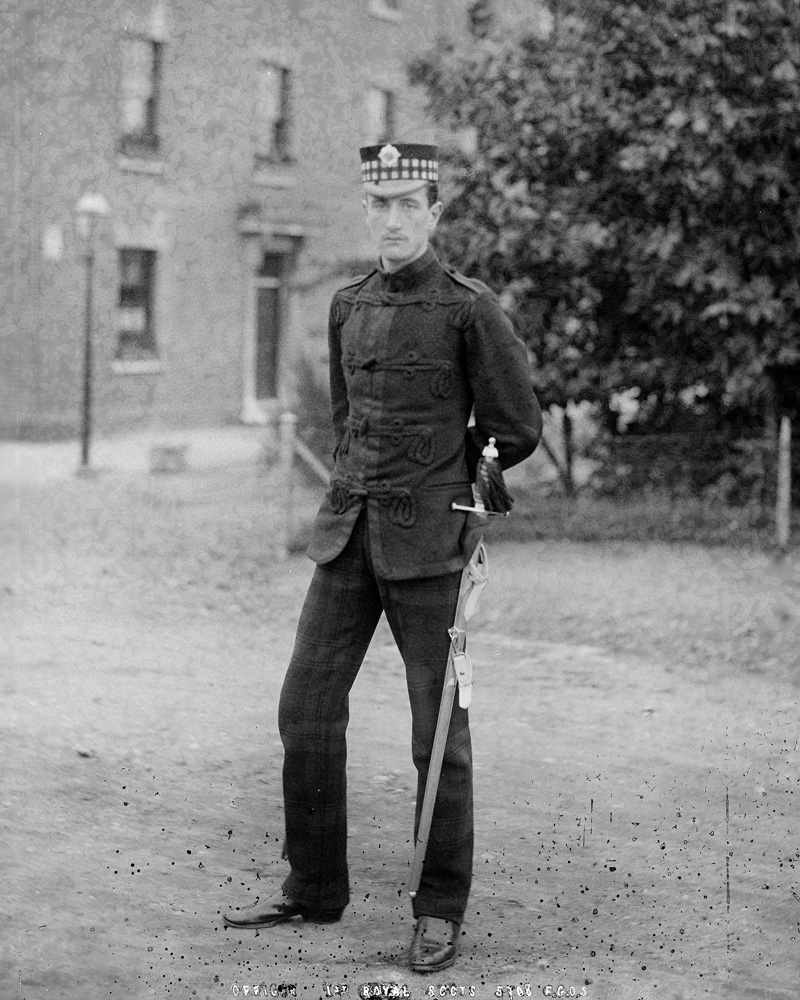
{"left": 360, "top": 143, "right": 439, "bottom": 185}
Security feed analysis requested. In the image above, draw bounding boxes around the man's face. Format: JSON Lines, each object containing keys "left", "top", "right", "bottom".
{"left": 363, "top": 188, "right": 443, "bottom": 271}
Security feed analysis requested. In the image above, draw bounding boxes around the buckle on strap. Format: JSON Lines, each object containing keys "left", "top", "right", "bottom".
{"left": 448, "top": 627, "right": 473, "bottom": 709}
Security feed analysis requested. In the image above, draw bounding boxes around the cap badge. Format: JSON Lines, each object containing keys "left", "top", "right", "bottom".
{"left": 378, "top": 143, "right": 401, "bottom": 169}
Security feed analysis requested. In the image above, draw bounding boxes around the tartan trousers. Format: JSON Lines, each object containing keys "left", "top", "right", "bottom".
{"left": 278, "top": 511, "right": 473, "bottom": 924}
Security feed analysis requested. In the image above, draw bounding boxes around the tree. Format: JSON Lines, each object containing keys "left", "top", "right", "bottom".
{"left": 412, "top": 0, "right": 800, "bottom": 494}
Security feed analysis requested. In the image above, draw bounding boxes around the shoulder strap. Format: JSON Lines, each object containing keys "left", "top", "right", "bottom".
{"left": 336, "top": 270, "right": 377, "bottom": 293}
{"left": 443, "top": 265, "right": 492, "bottom": 296}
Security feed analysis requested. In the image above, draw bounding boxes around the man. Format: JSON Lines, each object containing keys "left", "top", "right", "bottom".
{"left": 224, "top": 142, "right": 541, "bottom": 973}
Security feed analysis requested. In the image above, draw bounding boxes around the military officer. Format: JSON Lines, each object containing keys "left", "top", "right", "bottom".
{"left": 224, "top": 142, "right": 542, "bottom": 973}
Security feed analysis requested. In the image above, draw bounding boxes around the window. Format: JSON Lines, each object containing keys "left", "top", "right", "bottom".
{"left": 119, "top": 37, "right": 162, "bottom": 157}
{"left": 364, "top": 86, "right": 396, "bottom": 145}
{"left": 468, "top": 0, "right": 494, "bottom": 38}
{"left": 254, "top": 62, "right": 292, "bottom": 165}
{"left": 115, "top": 250, "right": 157, "bottom": 363}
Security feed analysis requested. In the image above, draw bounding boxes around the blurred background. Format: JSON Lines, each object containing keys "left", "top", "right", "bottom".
{"left": 2, "top": 0, "right": 799, "bottom": 546}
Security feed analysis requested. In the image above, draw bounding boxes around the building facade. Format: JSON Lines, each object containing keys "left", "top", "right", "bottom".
{"left": 2, "top": 0, "right": 470, "bottom": 439}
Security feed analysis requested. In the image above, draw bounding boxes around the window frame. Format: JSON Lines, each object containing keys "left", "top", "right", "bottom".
{"left": 364, "top": 85, "right": 397, "bottom": 146}
{"left": 113, "top": 248, "right": 159, "bottom": 370}
{"left": 118, "top": 35, "right": 163, "bottom": 159}
{"left": 253, "top": 61, "right": 294, "bottom": 167}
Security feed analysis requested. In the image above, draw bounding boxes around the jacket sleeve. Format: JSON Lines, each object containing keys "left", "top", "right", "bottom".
{"left": 463, "top": 290, "right": 542, "bottom": 477}
{"left": 327, "top": 295, "right": 349, "bottom": 455}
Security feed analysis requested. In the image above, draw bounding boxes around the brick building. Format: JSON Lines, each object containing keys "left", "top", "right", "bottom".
{"left": 2, "top": 0, "right": 472, "bottom": 439}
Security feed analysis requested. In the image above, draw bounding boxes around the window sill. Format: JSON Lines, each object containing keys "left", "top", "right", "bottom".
{"left": 117, "top": 155, "right": 165, "bottom": 175}
{"left": 252, "top": 165, "right": 297, "bottom": 189}
{"left": 112, "top": 358, "right": 162, "bottom": 375}
{"left": 368, "top": 0, "right": 402, "bottom": 22}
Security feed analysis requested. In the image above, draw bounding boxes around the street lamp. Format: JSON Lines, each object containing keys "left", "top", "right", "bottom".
{"left": 74, "top": 190, "right": 110, "bottom": 472}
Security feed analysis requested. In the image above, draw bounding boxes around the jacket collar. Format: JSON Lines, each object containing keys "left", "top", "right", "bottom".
{"left": 378, "top": 246, "right": 439, "bottom": 292}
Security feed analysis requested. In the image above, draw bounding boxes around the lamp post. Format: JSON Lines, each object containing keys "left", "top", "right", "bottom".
{"left": 74, "top": 191, "right": 110, "bottom": 472}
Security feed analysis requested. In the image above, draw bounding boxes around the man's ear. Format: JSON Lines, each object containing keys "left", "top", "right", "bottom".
{"left": 428, "top": 200, "right": 444, "bottom": 230}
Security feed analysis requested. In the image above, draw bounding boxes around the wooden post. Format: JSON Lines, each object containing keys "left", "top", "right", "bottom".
{"left": 277, "top": 411, "right": 298, "bottom": 560}
{"left": 776, "top": 414, "right": 792, "bottom": 553}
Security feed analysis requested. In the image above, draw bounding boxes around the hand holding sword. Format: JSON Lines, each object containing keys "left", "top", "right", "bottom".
{"left": 451, "top": 437, "right": 514, "bottom": 517}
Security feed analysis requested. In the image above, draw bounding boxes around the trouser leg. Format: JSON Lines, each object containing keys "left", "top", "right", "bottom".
{"left": 380, "top": 570, "right": 473, "bottom": 925}
{"left": 278, "top": 517, "right": 383, "bottom": 910}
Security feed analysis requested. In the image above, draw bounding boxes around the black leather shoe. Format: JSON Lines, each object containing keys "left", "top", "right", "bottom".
{"left": 223, "top": 890, "right": 344, "bottom": 930}
{"left": 409, "top": 915, "right": 460, "bottom": 973}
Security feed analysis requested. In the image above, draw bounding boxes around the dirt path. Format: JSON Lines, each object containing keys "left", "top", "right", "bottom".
{"left": 1, "top": 453, "right": 799, "bottom": 1000}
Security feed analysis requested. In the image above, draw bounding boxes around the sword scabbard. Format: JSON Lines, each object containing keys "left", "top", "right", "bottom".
{"left": 408, "top": 539, "right": 489, "bottom": 898}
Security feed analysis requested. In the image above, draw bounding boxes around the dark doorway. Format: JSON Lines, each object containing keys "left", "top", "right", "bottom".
{"left": 255, "top": 253, "right": 286, "bottom": 400}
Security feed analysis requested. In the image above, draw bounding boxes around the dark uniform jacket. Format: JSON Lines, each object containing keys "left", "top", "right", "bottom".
{"left": 307, "top": 247, "right": 542, "bottom": 580}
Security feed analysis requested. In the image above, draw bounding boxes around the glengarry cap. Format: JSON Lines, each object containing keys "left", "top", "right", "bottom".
{"left": 360, "top": 142, "right": 438, "bottom": 197}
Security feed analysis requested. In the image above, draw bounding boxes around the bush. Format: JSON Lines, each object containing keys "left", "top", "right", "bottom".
{"left": 588, "top": 430, "right": 799, "bottom": 506}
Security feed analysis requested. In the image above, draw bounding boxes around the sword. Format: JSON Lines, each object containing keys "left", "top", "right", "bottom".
{"left": 408, "top": 537, "right": 489, "bottom": 899}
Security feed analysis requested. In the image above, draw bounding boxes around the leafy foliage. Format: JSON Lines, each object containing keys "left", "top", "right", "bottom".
{"left": 413, "top": 0, "right": 800, "bottom": 439}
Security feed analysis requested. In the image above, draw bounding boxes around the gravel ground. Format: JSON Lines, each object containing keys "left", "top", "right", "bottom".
{"left": 1, "top": 432, "right": 799, "bottom": 1000}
